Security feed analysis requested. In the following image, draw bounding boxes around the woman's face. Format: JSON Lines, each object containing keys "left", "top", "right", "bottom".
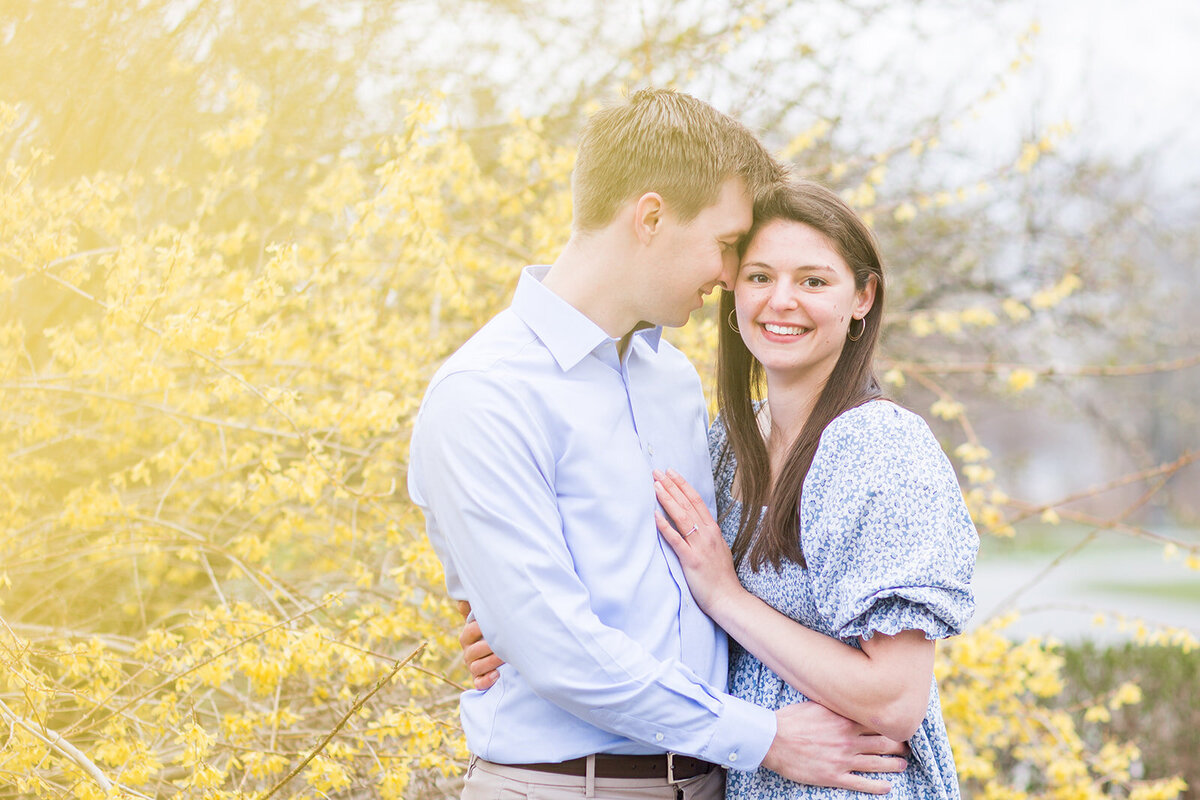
{"left": 733, "top": 218, "right": 875, "bottom": 385}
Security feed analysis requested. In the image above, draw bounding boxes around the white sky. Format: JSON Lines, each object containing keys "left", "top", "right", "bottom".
{"left": 996, "top": 0, "right": 1200, "bottom": 182}
{"left": 743, "top": 0, "right": 1200, "bottom": 192}
{"left": 389, "top": 0, "right": 1200, "bottom": 192}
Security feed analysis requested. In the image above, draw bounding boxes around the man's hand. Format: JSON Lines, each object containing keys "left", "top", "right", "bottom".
{"left": 762, "top": 702, "right": 909, "bottom": 794}
{"left": 456, "top": 601, "right": 503, "bottom": 690}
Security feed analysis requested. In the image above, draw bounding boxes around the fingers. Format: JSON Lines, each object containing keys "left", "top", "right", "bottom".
{"left": 654, "top": 510, "right": 685, "bottom": 553}
{"left": 671, "top": 469, "right": 716, "bottom": 525}
{"left": 467, "top": 652, "right": 504, "bottom": 679}
{"left": 851, "top": 754, "right": 907, "bottom": 774}
{"left": 459, "top": 619, "right": 483, "bottom": 649}
{"left": 653, "top": 470, "right": 700, "bottom": 522}
{"left": 457, "top": 608, "right": 499, "bottom": 691}
{"left": 652, "top": 478, "right": 691, "bottom": 532}
{"left": 836, "top": 775, "right": 894, "bottom": 795}
{"left": 858, "top": 734, "right": 910, "bottom": 758}
{"left": 473, "top": 670, "right": 500, "bottom": 691}
{"left": 463, "top": 639, "right": 495, "bottom": 669}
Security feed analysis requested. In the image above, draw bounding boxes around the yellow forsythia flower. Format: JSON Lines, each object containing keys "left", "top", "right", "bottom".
{"left": 931, "top": 399, "right": 965, "bottom": 420}
{"left": 1007, "top": 368, "right": 1038, "bottom": 393}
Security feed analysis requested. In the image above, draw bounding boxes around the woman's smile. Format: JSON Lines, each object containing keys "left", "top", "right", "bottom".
{"left": 760, "top": 322, "right": 812, "bottom": 341}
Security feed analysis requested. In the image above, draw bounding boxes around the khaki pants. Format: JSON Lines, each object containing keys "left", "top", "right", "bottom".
{"left": 462, "top": 756, "right": 725, "bottom": 800}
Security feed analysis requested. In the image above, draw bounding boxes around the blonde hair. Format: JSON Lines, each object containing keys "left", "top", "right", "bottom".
{"left": 572, "top": 88, "right": 782, "bottom": 232}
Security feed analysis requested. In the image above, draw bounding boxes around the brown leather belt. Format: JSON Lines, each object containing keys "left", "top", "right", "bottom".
{"left": 509, "top": 753, "right": 717, "bottom": 781}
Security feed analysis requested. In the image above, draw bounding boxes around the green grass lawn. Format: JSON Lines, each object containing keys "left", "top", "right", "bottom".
{"left": 1083, "top": 578, "right": 1200, "bottom": 604}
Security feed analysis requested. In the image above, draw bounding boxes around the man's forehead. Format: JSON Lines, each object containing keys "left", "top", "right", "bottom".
{"left": 721, "top": 221, "right": 751, "bottom": 239}
{"left": 723, "top": 205, "right": 754, "bottom": 237}
{"left": 714, "top": 181, "right": 753, "bottom": 228}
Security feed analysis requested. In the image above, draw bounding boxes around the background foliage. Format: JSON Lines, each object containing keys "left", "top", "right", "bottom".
{"left": 1, "top": 1, "right": 1197, "bottom": 797}
{"left": 1058, "top": 643, "right": 1200, "bottom": 796}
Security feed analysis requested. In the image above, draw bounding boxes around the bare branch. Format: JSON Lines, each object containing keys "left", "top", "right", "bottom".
{"left": 0, "top": 698, "right": 154, "bottom": 798}
{"left": 258, "top": 642, "right": 426, "bottom": 800}
{"left": 886, "top": 353, "right": 1200, "bottom": 379}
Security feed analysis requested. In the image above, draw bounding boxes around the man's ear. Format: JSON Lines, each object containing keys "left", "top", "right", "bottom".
{"left": 633, "top": 192, "right": 665, "bottom": 245}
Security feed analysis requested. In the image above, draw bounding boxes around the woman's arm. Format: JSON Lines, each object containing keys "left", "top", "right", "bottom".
{"left": 654, "top": 469, "right": 933, "bottom": 742}
{"left": 713, "top": 585, "right": 933, "bottom": 742}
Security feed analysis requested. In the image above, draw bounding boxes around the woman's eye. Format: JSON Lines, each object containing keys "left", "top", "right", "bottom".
{"left": 745, "top": 273, "right": 769, "bottom": 283}
{"left": 802, "top": 277, "right": 825, "bottom": 288}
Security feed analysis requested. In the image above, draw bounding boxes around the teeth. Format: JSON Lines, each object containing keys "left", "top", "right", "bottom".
{"left": 763, "top": 323, "right": 806, "bottom": 335}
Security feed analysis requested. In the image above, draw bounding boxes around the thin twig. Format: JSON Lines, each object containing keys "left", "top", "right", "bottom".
{"left": 1006, "top": 450, "right": 1200, "bottom": 523}
{"left": 27, "top": 268, "right": 375, "bottom": 495}
{"left": 0, "top": 381, "right": 368, "bottom": 457}
{"left": 984, "top": 531, "right": 1100, "bottom": 621}
{"left": 986, "top": 471, "right": 1174, "bottom": 618}
{"left": 258, "top": 642, "right": 426, "bottom": 800}
{"left": 0, "top": 698, "right": 152, "bottom": 798}
{"left": 1013, "top": 601, "right": 1200, "bottom": 639}
{"left": 318, "top": 634, "right": 466, "bottom": 692}
{"left": 885, "top": 353, "right": 1200, "bottom": 379}
{"left": 6, "top": 248, "right": 121, "bottom": 289}
{"left": 907, "top": 369, "right": 983, "bottom": 444}
{"left": 1013, "top": 505, "right": 1200, "bottom": 550}
{"left": 66, "top": 596, "right": 338, "bottom": 737}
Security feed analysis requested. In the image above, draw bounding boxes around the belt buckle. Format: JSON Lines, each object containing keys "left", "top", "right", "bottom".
{"left": 667, "top": 752, "right": 681, "bottom": 785}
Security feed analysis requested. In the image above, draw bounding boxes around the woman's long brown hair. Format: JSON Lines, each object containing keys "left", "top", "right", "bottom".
{"left": 716, "top": 179, "right": 886, "bottom": 571}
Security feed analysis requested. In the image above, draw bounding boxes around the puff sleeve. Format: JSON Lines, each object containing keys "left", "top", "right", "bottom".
{"left": 801, "top": 401, "right": 979, "bottom": 642}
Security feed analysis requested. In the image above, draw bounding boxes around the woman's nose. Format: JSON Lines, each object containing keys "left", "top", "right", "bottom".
{"left": 768, "top": 281, "right": 798, "bottom": 309}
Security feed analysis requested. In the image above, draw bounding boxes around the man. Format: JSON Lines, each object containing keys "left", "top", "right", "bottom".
{"left": 407, "top": 89, "right": 906, "bottom": 799}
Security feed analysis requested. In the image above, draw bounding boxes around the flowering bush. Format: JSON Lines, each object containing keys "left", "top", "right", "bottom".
{"left": 0, "top": 98, "right": 574, "bottom": 797}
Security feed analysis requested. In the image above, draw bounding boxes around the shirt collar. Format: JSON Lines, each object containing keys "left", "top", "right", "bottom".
{"left": 512, "top": 266, "right": 663, "bottom": 371}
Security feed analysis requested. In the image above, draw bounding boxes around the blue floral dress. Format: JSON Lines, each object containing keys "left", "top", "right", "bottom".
{"left": 710, "top": 400, "right": 978, "bottom": 800}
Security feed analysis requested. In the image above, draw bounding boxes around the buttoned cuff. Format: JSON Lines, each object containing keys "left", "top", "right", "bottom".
{"left": 705, "top": 695, "right": 776, "bottom": 771}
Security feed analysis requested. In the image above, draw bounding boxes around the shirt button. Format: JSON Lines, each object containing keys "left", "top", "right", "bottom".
{"left": 647, "top": 444, "right": 655, "bottom": 456}
{"left": 655, "top": 733, "right": 664, "bottom": 742}
{"left": 729, "top": 753, "right": 738, "bottom": 762}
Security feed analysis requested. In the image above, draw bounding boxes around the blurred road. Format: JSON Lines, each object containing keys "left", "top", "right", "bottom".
{"left": 970, "top": 533, "right": 1200, "bottom": 644}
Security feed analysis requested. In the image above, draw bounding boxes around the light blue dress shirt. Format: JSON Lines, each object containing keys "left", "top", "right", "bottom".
{"left": 408, "top": 266, "right": 777, "bottom": 770}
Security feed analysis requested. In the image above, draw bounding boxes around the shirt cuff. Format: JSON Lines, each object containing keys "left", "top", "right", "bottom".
{"left": 703, "top": 695, "right": 776, "bottom": 771}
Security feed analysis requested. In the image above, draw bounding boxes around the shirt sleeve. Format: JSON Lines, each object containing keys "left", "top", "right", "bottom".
{"left": 408, "top": 371, "right": 776, "bottom": 769}
{"left": 802, "top": 402, "right": 979, "bottom": 642}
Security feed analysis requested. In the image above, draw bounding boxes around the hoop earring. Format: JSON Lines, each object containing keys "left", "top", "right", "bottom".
{"left": 847, "top": 316, "right": 865, "bottom": 342}
{"left": 727, "top": 309, "right": 740, "bottom": 333}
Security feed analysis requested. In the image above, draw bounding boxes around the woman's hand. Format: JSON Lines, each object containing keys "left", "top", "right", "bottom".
{"left": 456, "top": 600, "right": 502, "bottom": 690}
{"left": 653, "top": 468, "right": 745, "bottom": 614}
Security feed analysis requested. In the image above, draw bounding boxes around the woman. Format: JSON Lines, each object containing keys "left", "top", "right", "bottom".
{"left": 652, "top": 178, "right": 977, "bottom": 799}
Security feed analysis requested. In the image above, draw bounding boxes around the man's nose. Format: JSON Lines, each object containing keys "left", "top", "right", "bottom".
{"left": 717, "top": 254, "right": 738, "bottom": 291}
